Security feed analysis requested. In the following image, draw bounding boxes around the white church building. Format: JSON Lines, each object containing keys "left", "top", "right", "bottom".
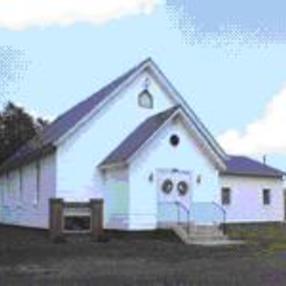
{"left": 0, "top": 58, "right": 285, "bottom": 232}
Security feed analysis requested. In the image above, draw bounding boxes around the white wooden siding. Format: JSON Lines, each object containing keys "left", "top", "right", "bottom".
{"left": 56, "top": 70, "right": 175, "bottom": 201}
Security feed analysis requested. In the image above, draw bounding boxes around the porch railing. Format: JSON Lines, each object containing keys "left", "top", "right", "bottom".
{"left": 189, "top": 202, "right": 226, "bottom": 227}
{"left": 158, "top": 201, "right": 191, "bottom": 235}
{"left": 211, "top": 201, "right": 227, "bottom": 234}
{"left": 175, "top": 201, "right": 191, "bottom": 235}
{"left": 158, "top": 201, "right": 226, "bottom": 234}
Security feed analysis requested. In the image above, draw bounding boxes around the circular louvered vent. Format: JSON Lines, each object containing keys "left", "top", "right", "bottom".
{"left": 161, "top": 179, "right": 173, "bottom": 194}
{"left": 177, "top": 181, "right": 188, "bottom": 196}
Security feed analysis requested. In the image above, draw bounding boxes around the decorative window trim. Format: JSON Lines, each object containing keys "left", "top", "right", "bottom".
{"left": 138, "top": 89, "right": 153, "bottom": 109}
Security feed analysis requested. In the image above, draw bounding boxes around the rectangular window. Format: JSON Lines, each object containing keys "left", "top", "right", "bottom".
{"left": 4, "top": 172, "right": 10, "bottom": 204}
{"left": 34, "top": 161, "right": 40, "bottom": 206}
{"left": 0, "top": 177, "right": 4, "bottom": 205}
{"left": 221, "top": 187, "right": 231, "bottom": 205}
{"left": 9, "top": 172, "right": 16, "bottom": 201}
{"left": 263, "top": 189, "right": 271, "bottom": 205}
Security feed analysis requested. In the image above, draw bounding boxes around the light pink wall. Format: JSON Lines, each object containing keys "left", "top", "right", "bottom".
{"left": 0, "top": 153, "right": 56, "bottom": 229}
{"left": 219, "top": 175, "right": 285, "bottom": 223}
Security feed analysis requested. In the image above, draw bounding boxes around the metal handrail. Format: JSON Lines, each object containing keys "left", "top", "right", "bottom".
{"left": 211, "top": 201, "right": 226, "bottom": 234}
{"left": 158, "top": 201, "right": 226, "bottom": 235}
{"left": 158, "top": 201, "right": 191, "bottom": 234}
{"left": 175, "top": 201, "right": 191, "bottom": 235}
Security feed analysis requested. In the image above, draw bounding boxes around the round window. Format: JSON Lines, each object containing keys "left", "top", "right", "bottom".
{"left": 161, "top": 179, "right": 173, "bottom": 194}
{"left": 177, "top": 181, "right": 188, "bottom": 196}
{"left": 170, "top": 134, "right": 180, "bottom": 147}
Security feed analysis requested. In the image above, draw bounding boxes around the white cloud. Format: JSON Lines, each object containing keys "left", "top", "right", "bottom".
{"left": 0, "top": 0, "right": 161, "bottom": 30}
{"left": 13, "top": 101, "right": 55, "bottom": 122}
{"left": 218, "top": 85, "right": 286, "bottom": 156}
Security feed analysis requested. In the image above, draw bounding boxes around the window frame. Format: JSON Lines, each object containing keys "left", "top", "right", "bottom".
{"left": 138, "top": 89, "right": 153, "bottom": 109}
{"left": 221, "top": 187, "right": 231, "bottom": 206}
{"left": 263, "top": 188, "right": 271, "bottom": 206}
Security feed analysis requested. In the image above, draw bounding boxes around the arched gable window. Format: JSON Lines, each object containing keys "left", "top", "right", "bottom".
{"left": 138, "top": 90, "right": 153, "bottom": 109}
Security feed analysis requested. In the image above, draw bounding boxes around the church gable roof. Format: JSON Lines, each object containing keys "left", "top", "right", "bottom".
{"left": 0, "top": 58, "right": 227, "bottom": 174}
{"left": 99, "top": 106, "right": 180, "bottom": 168}
{"left": 0, "top": 59, "right": 149, "bottom": 174}
{"left": 3, "top": 58, "right": 273, "bottom": 176}
{"left": 39, "top": 59, "right": 147, "bottom": 144}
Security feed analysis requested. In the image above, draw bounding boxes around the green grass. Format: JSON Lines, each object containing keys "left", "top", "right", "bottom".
{"left": 227, "top": 224, "right": 286, "bottom": 254}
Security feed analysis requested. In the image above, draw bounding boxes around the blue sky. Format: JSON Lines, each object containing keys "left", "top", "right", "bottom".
{"left": 0, "top": 0, "right": 286, "bottom": 169}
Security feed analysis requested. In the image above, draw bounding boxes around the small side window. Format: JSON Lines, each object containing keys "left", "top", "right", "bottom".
{"left": 221, "top": 187, "right": 231, "bottom": 205}
{"left": 263, "top": 189, "right": 271, "bottom": 205}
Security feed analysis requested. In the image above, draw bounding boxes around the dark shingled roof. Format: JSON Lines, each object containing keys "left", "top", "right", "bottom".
{"left": 221, "top": 156, "right": 285, "bottom": 178}
{"left": 0, "top": 59, "right": 149, "bottom": 174}
{"left": 100, "top": 118, "right": 285, "bottom": 178}
{"left": 99, "top": 106, "right": 179, "bottom": 167}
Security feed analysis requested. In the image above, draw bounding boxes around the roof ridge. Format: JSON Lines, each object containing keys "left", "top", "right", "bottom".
{"left": 42, "top": 57, "right": 150, "bottom": 137}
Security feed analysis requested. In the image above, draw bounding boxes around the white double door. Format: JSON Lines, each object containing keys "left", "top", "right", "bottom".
{"left": 157, "top": 169, "right": 191, "bottom": 224}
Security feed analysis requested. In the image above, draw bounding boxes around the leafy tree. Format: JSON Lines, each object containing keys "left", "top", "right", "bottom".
{"left": 0, "top": 101, "right": 49, "bottom": 164}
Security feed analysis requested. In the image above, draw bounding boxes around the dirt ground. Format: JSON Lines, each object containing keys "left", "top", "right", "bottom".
{"left": 0, "top": 226, "right": 286, "bottom": 285}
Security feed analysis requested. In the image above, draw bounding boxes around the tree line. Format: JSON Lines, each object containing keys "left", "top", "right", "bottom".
{"left": 0, "top": 101, "right": 49, "bottom": 164}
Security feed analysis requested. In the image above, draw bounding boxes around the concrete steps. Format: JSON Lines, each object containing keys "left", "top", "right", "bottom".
{"left": 172, "top": 224, "right": 243, "bottom": 246}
